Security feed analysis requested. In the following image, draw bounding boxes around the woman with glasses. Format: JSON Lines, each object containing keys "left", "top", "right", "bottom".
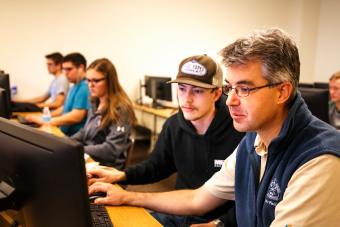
{"left": 71, "top": 58, "right": 136, "bottom": 169}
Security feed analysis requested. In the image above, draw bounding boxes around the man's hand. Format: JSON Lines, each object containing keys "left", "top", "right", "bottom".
{"left": 190, "top": 221, "right": 216, "bottom": 227}
{"left": 25, "top": 114, "right": 44, "bottom": 125}
{"left": 89, "top": 182, "right": 128, "bottom": 205}
{"left": 87, "top": 167, "right": 126, "bottom": 185}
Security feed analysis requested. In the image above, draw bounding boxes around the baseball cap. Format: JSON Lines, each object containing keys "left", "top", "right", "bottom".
{"left": 167, "top": 54, "right": 222, "bottom": 89}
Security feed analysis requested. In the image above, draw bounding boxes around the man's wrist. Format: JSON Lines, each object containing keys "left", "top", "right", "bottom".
{"left": 213, "top": 219, "right": 224, "bottom": 227}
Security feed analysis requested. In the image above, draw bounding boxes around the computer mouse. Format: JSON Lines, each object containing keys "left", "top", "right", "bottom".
{"left": 89, "top": 191, "right": 107, "bottom": 203}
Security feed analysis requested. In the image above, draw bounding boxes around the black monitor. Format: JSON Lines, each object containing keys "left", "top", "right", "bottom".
{"left": 314, "top": 82, "right": 329, "bottom": 89}
{"left": 298, "top": 82, "right": 314, "bottom": 88}
{"left": 298, "top": 87, "right": 330, "bottom": 123}
{"left": 0, "top": 88, "right": 11, "bottom": 119}
{"left": 0, "top": 73, "right": 11, "bottom": 117}
{"left": 144, "top": 75, "right": 172, "bottom": 108}
{"left": 0, "top": 118, "right": 92, "bottom": 227}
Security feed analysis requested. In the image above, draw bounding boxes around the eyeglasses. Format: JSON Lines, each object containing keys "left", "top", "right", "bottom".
{"left": 86, "top": 77, "right": 106, "bottom": 84}
{"left": 62, "top": 67, "right": 75, "bottom": 72}
{"left": 222, "top": 82, "right": 283, "bottom": 97}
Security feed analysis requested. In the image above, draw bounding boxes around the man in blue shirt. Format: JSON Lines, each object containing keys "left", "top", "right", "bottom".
{"left": 27, "top": 53, "right": 90, "bottom": 136}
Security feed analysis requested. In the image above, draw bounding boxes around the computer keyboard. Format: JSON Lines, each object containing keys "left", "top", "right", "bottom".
{"left": 16, "top": 115, "right": 40, "bottom": 128}
{"left": 90, "top": 203, "right": 114, "bottom": 227}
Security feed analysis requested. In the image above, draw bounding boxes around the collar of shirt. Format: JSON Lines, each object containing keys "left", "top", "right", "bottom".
{"left": 254, "top": 134, "right": 268, "bottom": 157}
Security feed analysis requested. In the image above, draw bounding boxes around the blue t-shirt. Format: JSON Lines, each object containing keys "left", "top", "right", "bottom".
{"left": 60, "top": 79, "right": 90, "bottom": 136}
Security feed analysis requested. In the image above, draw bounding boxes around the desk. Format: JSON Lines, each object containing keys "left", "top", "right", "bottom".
{"left": 107, "top": 205, "right": 161, "bottom": 227}
{"left": 11, "top": 112, "right": 64, "bottom": 137}
{"left": 134, "top": 103, "right": 177, "bottom": 148}
{"left": 85, "top": 166, "right": 162, "bottom": 227}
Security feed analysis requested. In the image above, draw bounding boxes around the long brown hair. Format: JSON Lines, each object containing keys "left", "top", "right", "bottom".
{"left": 87, "top": 58, "right": 136, "bottom": 128}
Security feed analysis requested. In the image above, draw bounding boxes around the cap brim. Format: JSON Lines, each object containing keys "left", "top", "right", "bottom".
{"left": 167, "top": 78, "right": 217, "bottom": 89}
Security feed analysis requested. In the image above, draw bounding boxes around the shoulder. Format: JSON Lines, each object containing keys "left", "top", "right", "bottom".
{"left": 163, "top": 112, "right": 181, "bottom": 128}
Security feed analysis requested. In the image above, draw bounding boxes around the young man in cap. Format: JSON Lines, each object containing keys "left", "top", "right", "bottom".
{"left": 88, "top": 54, "right": 244, "bottom": 226}
{"left": 89, "top": 28, "right": 340, "bottom": 227}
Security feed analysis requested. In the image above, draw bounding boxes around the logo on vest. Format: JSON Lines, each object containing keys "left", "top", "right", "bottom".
{"left": 265, "top": 178, "right": 281, "bottom": 207}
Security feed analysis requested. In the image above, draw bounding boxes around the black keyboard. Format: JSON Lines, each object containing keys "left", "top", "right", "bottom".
{"left": 17, "top": 115, "right": 40, "bottom": 128}
{"left": 90, "top": 203, "right": 114, "bottom": 227}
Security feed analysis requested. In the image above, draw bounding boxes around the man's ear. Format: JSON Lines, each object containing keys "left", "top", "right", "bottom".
{"left": 277, "top": 82, "right": 293, "bottom": 104}
{"left": 214, "top": 88, "right": 223, "bottom": 102}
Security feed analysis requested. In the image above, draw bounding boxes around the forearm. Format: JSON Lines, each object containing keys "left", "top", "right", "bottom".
{"left": 124, "top": 154, "right": 175, "bottom": 184}
{"left": 124, "top": 189, "right": 205, "bottom": 216}
{"left": 42, "top": 94, "right": 65, "bottom": 109}
{"left": 50, "top": 109, "right": 86, "bottom": 126}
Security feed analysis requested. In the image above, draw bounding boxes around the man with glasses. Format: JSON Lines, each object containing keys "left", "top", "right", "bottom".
{"left": 88, "top": 54, "right": 244, "bottom": 226}
{"left": 12, "top": 52, "right": 69, "bottom": 112}
{"left": 27, "top": 52, "right": 90, "bottom": 136}
{"left": 329, "top": 71, "right": 340, "bottom": 130}
{"left": 89, "top": 29, "right": 340, "bottom": 227}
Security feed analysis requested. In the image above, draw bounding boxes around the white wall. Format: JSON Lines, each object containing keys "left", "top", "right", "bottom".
{"left": 0, "top": 0, "right": 333, "bottom": 101}
{"left": 314, "top": 0, "right": 340, "bottom": 82}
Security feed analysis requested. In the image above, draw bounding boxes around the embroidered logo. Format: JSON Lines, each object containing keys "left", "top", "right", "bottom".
{"left": 266, "top": 178, "right": 281, "bottom": 201}
{"left": 265, "top": 178, "right": 281, "bottom": 207}
{"left": 214, "top": 159, "right": 223, "bottom": 168}
{"left": 181, "top": 60, "right": 207, "bottom": 76}
{"left": 117, "top": 126, "right": 125, "bottom": 132}
{"left": 267, "top": 178, "right": 281, "bottom": 200}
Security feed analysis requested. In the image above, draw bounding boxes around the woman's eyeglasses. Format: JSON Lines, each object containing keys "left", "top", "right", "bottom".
{"left": 86, "top": 78, "right": 106, "bottom": 84}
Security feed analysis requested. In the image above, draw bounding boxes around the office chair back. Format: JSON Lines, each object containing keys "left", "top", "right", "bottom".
{"left": 124, "top": 136, "right": 135, "bottom": 168}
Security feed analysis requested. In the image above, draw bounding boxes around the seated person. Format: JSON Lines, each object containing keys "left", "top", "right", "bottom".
{"left": 71, "top": 58, "right": 136, "bottom": 169}
{"left": 88, "top": 55, "right": 245, "bottom": 226}
{"left": 26, "top": 52, "right": 90, "bottom": 136}
{"left": 88, "top": 28, "right": 340, "bottom": 227}
{"left": 12, "top": 52, "right": 69, "bottom": 112}
{"left": 329, "top": 71, "right": 340, "bottom": 130}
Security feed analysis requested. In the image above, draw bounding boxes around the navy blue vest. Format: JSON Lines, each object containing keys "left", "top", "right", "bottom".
{"left": 235, "top": 93, "right": 340, "bottom": 227}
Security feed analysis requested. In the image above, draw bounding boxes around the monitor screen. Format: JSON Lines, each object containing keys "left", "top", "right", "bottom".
{"left": 0, "top": 73, "right": 12, "bottom": 117}
{"left": 298, "top": 87, "right": 330, "bottom": 123}
{"left": 144, "top": 75, "right": 172, "bottom": 108}
{"left": 298, "top": 82, "right": 314, "bottom": 88}
{"left": 0, "top": 88, "right": 11, "bottom": 119}
{"left": 314, "top": 82, "right": 329, "bottom": 89}
{"left": 0, "top": 118, "right": 92, "bottom": 227}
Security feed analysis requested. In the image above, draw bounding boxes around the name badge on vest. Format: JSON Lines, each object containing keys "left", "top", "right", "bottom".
{"left": 214, "top": 159, "right": 224, "bottom": 168}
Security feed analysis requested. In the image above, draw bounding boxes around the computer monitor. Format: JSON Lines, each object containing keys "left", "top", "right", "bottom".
{"left": 0, "top": 73, "right": 12, "bottom": 117}
{"left": 0, "top": 88, "right": 11, "bottom": 119}
{"left": 144, "top": 75, "right": 172, "bottom": 108}
{"left": 298, "top": 87, "right": 330, "bottom": 123}
{"left": 298, "top": 82, "right": 314, "bottom": 88}
{"left": 314, "top": 82, "right": 329, "bottom": 89}
{"left": 0, "top": 118, "right": 92, "bottom": 227}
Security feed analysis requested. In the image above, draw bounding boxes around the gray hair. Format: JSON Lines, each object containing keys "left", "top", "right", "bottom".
{"left": 220, "top": 28, "right": 300, "bottom": 103}
{"left": 330, "top": 71, "right": 340, "bottom": 81}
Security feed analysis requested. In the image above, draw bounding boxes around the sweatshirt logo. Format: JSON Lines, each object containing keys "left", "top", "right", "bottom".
{"left": 214, "top": 159, "right": 224, "bottom": 168}
{"left": 117, "top": 126, "right": 125, "bottom": 132}
{"left": 265, "top": 178, "right": 281, "bottom": 207}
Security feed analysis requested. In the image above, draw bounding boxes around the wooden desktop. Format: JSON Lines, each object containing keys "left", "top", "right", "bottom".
{"left": 1, "top": 113, "right": 162, "bottom": 227}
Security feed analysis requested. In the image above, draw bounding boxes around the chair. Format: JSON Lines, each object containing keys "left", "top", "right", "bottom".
{"left": 124, "top": 136, "right": 135, "bottom": 168}
{"left": 299, "top": 87, "right": 330, "bottom": 123}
